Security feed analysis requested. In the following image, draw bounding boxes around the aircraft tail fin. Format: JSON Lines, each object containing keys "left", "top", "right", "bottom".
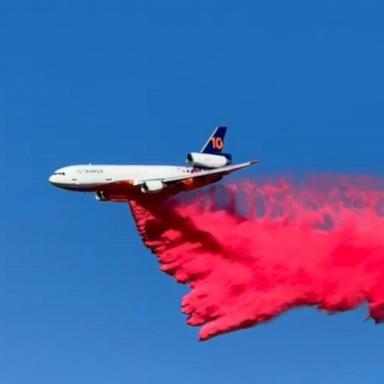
{"left": 200, "top": 126, "right": 227, "bottom": 154}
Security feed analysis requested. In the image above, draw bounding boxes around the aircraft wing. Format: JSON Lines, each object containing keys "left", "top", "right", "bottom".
{"left": 162, "top": 160, "right": 260, "bottom": 185}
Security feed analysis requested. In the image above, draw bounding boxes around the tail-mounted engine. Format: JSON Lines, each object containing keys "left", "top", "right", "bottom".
{"left": 186, "top": 152, "right": 232, "bottom": 169}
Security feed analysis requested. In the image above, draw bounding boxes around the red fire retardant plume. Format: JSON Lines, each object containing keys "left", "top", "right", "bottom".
{"left": 129, "top": 177, "right": 384, "bottom": 341}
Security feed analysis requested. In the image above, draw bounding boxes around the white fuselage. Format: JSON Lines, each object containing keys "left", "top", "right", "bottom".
{"left": 48, "top": 164, "right": 194, "bottom": 191}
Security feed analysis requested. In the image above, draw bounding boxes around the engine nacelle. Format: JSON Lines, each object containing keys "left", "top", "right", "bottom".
{"left": 186, "top": 152, "right": 231, "bottom": 168}
{"left": 95, "top": 191, "right": 108, "bottom": 201}
{"left": 141, "top": 180, "right": 165, "bottom": 193}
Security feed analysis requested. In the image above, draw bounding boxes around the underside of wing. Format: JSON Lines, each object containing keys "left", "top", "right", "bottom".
{"left": 162, "top": 160, "right": 260, "bottom": 186}
{"left": 95, "top": 160, "right": 260, "bottom": 201}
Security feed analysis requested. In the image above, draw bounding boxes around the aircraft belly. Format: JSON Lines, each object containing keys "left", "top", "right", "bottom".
{"left": 53, "top": 182, "right": 108, "bottom": 192}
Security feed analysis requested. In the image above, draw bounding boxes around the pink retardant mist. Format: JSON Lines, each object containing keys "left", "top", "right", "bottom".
{"left": 129, "top": 176, "right": 384, "bottom": 341}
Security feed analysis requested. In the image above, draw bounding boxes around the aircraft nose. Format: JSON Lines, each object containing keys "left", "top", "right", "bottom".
{"left": 49, "top": 174, "right": 57, "bottom": 185}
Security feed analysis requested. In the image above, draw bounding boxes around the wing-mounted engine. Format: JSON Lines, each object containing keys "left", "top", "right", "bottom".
{"left": 140, "top": 180, "right": 165, "bottom": 193}
{"left": 186, "top": 152, "right": 232, "bottom": 169}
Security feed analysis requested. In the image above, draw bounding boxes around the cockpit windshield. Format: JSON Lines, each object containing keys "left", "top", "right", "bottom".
{"left": 53, "top": 172, "right": 66, "bottom": 176}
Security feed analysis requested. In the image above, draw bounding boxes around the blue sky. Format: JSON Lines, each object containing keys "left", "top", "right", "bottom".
{"left": 1, "top": 0, "right": 383, "bottom": 383}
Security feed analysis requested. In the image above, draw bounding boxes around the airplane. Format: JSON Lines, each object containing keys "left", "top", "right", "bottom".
{"left": 49, "top": 127, "right": 260, "bottom": 202}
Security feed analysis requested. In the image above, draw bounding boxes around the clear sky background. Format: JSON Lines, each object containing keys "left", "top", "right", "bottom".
{"left": 1, "top": 1, "right": 383, "bottom": 383}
